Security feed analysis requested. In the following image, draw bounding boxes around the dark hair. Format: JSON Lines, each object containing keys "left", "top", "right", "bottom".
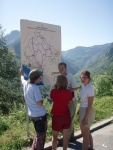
{"left": 81, "top": 70, "right": 91, "bottom": 80}
{"left": 58, "top": 62, "right": 67, "bottom": 68}
{"left": 56, "top": 75, "right": 68, "bottom": 89}
{"left": 28, "top": 75, "right": 40, "bottom": 84}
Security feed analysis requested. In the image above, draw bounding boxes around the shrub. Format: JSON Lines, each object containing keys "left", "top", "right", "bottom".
{"left": 93, "top": 74, "right": 113, "bottom": 97}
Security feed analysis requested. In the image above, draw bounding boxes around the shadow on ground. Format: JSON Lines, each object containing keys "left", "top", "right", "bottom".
{"left": 68, "top": 140, "right": 82, "bottom": 150}
{"left": 57, "top": 139, "right": 82, "bottom": 150}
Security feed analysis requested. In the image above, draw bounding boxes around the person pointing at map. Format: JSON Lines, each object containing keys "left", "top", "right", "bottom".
{"left": 20, "top": 68, "right": 47, "bottom": 150}
{"left": 58, "top": 62, "right": 79, "bottom": 141}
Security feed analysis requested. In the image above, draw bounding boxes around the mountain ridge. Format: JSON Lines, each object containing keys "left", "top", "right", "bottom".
{"left": 5, "top": 30, "right": 113, "bottom": 77}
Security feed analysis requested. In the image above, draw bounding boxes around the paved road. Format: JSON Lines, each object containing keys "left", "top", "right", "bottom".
{"left": 22, "top": 118, "right": 113, "bottom": 150}
{"left": 57, "top": 123, "right": 113, "bottom": 150}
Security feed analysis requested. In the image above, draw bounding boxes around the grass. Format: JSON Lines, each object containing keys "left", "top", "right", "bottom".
{"left": 94, "top": 96, "right": 113, "bottom": 121}
{"left": 0, "top": 96, "right": 113, "bottom": 149}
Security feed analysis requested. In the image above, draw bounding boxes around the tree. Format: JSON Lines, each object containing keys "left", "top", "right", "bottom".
{"left": 0, "top": 25, "right": 19, "bottom": 79}
{"left": 0, "top": 25, "right": 6, "bottom": 48}
{"left": 93, "top": 74, "right": 113, "bottom": 97}
{"left": 0, "top": 25, "right": 23, "bottom": 114}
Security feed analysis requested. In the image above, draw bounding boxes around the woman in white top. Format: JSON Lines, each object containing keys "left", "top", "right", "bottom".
{"left": 79, "top": 70, "right": 95, "bottom": 150}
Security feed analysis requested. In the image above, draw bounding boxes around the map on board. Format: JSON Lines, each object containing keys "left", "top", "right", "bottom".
{"left": 20, "top": 19, "right": 61, "bottom": 86}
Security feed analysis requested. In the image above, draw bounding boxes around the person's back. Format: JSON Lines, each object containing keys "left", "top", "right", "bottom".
{"left": 51, "top": 89, "right": 72, "bottom": 116}
{"left": 50, "top": 75, "right": 72, "bottom": 150}
{"left": 22, "top": 81, "right": 46, "bottom": 117}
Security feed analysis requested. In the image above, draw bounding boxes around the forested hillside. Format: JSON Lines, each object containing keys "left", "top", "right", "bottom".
{"left": 5, "top": 30, "right": 113, "bottom": 77}
{"left": 82, "top": 43, "right": 113, "bottom": 77}
{"left": 0, "top": 27, "right": 23, "bottom": 115}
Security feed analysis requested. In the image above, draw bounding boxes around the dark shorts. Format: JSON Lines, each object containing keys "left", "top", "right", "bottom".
{"left": 52, "top": 114, "right": 71, "bottom": 131}
{"left": 32, "top": 114, "right": 47, "bottom": 133}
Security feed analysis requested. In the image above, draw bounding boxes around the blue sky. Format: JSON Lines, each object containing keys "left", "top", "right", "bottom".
{"left": 1, "top": 0, "right": 113, "bottom": 51}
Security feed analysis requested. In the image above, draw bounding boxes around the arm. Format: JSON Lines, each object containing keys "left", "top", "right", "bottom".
{"left": 37, "top": 100, "right": 43, "bottom": 106}
{"left": 71, "top": 87, "right": 80, "bottom": 92}
{"left": 33, "top": 85, "right": 44, "bottom": 106}
{"left": 82, "top": 96, "right": 94, "bottom": 125}
{"left": 20, "top": 69, "right": 24, "bottom": 82}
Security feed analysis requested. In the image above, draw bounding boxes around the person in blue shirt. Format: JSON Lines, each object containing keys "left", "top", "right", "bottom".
{"left": 20, "top": 68, "right": 47, "bottom": 150}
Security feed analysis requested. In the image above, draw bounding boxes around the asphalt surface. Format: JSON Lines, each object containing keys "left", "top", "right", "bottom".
{"left": 22, "top": 117, "right": 113, "bottom": 150}
{"left": 57, "top": 122, "right": 113, "bottom": 150}
{"left": 44, "top": 117, "right": 113, "bottom": 150}
{"left": 62, "top": 123, "right": 113, "bottom": 150}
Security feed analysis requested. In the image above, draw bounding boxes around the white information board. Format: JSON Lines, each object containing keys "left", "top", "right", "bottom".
{"left": 20, "top": 19, "right": 61, "bottom": 86}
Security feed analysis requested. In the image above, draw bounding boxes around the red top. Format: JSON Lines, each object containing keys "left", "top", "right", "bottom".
{"left": 50, "top": 89, "right": 72, "bottom": 116}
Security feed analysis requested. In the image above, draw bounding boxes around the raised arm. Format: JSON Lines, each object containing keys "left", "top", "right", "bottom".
{"left": 20, "top": 69, "right": 24, "bottom": 81}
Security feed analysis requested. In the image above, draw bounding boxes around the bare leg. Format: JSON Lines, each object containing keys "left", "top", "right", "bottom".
{"left": 80, "top": 125, "right": 90, "bottom": 150}
{"left": 52, "top": 130, "right": 59, "bottom": 150}
{"left": 62, "top": 128, "right": 70, "bottom": 150}
{"left": 89, "top": 133, "right": 93, "bottom": 149}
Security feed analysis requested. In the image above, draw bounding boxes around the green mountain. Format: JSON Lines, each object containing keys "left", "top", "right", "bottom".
{"left": 5, "top": 30, "right": 113, "bottom": 77}
{"left": 62, "top": 44, "right": 111, "bottom": 69}
{"left": 62, "top": 56, "right": 80, "bottom": 74}
{"left": 82, "top": 43, "right": 113, "bottom": 77}
{"left": 5, "top": 30, "right": 20, "bottom": 58}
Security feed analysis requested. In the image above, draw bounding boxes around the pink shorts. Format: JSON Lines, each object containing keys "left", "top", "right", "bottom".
{"left": 52, "top": 114, "right": 71, "bottom": 131}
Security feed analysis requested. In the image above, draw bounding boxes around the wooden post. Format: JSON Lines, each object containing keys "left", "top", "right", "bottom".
{"left": 25, "top": 102, "right": 29, "bottom": 137}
